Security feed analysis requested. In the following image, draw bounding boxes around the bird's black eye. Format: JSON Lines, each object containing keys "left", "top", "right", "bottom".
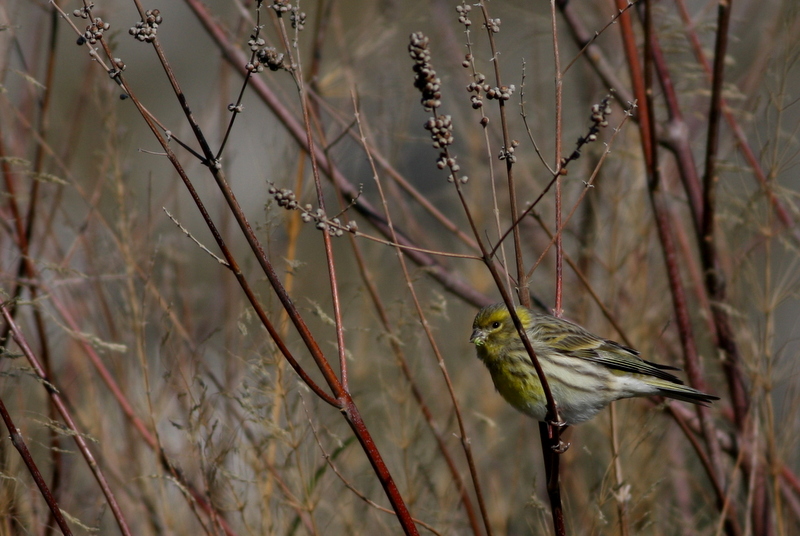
{"left": 491, "top": 321, "right": 501, "bottom": 329}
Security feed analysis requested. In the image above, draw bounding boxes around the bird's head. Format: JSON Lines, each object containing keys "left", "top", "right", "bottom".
{"left": 470, "top": 303, "right": 533, "bottom": 352}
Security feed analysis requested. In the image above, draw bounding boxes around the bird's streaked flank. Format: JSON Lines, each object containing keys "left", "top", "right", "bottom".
{"left": 470, "top": 303, "right": 718, "bottom": 425}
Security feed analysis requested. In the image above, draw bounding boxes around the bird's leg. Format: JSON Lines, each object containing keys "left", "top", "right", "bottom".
{"left": 545, "top": 405, "right": 567, "bottom": 431}
{"left": 544, "top": 401, "right": 565, "bottom": 428}
{"left": 551, "top": 436, "right": 571, "bottom": 454}
{"left": 549, "top": 418, "right": 568, "bottom": 429}
{"left": 545, "top": 408, "right": 570, "bottom": 453}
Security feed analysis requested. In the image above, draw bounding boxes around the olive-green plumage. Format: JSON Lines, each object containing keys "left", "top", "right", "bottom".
{"left": 470, "top": 303, "right": 718, "bottom": 424}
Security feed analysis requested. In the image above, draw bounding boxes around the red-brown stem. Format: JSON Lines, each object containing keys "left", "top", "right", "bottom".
{"left": 225, "top": 48, "right": 419, "bottom": 536}
{"left": 304, "top": 415, "right": 444, "bottom": 536}
{"left": 539, "top": 422, "right": 565, "bottom": 534}
{"left": 614, "top": 0, "right": 651, "bottom": 157}
{"left": 647, "top": 31, "right": 704, "bottom": 233}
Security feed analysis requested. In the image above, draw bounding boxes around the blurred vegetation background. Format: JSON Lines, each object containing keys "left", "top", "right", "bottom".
{"left": 1, "top": 0, "right": 799, "bottom": 534}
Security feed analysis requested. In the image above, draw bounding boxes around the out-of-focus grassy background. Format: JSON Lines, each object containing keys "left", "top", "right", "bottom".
{"left": 1, "top": 0, "right": 799, "bottom": 534}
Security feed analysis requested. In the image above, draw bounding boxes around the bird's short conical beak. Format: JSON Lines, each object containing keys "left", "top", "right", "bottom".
{"left": 470, "top": 328, "right": 485, "bottom": 345}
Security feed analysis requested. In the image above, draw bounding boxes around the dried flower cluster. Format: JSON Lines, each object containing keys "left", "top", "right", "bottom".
{"left": 256, "top": 48, "right": 285, "bottom": 71}
{"left": 465, "top": 74, "right": 515, "bottom": 118}
{"left": 409, "top": 32, "right": 442, "bottom": 111}
{"left": 290, "top": 10, "right": 306, "bottom": 30}
{"left": 73, "top": 9, "right": 110, "bottom": 46}
{"left": 108, "top": 57, "right": 127, "bottom": 79}
{"left": 409, "top": 33, "right": 467, "bottom": 184}
{"left": 466, "top": 75, "right": 486, "bottom": 109}
{"left": 268, "top": 186, "right": 358, "bottom": 237}
{"left": 498, "top": 140, "right": 520, "bottom": 164}
{"left": 129, "top": 10, "right": 162, "bottom": 42}
{"left": 246, "top": 34, "right": 285, "bottom": 73}
{"left": 270, "top": 0, "right": 292, "bottom": 14}
{"left": 425, "top": 115, "right": 454, "bottom": 150}
{"left": 456, "top": 3, "right": 472, "bottom": 26}
{"left": 561, "top": 96, "right": 614, "bottom": 168}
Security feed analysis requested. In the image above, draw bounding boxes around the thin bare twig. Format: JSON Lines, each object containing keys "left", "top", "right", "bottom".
{"left": 550, "top": 0, "right": 564, "bottom": 318}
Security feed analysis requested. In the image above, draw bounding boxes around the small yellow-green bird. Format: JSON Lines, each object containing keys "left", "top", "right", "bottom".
{"left": 470, "top": 303, "right": 718, "bottom": 425}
